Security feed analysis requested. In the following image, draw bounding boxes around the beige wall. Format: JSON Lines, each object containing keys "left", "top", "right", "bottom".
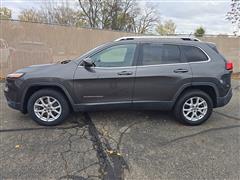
{"left": 201, "top": 36, "right": 239, "bottom": 72}
{"left": 0, "top": 20, "right": 239, "bottom": 77}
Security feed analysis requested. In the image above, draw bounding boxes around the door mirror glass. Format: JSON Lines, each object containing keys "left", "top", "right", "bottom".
{"left": 82, "top": 58, "right": 95, "bottom": 67}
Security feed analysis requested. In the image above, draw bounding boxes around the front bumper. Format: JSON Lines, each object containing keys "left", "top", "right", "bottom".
{"left": 4, "top": 80, "right": 22, "bottom": 111}
{"left": 5, "top": 98, "right": 21, "bottom": 110}
{"left": 216, "top": 88, "right": 232, "bottom": 107}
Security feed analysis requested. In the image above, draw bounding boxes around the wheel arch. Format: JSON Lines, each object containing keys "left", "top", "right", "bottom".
{"left": 173, "top": 83, "right": 219, "bottom": 108}
{"left": 21, "top": 83, "right": 75, "bottom": 113}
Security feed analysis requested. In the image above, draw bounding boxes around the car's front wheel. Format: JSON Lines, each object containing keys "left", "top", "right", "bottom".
{"left": 174, "top": 90, "right": 213, "bottom": 125}
{"left": 27, "top": 89, "right": 70, "bottom": 126}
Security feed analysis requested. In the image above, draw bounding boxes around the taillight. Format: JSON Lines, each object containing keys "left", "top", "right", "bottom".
{"left": 226, "top": 60, "right": 233, "bottom": 71}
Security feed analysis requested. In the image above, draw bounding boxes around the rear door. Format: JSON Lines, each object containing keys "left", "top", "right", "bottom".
{"left": 133, "top": 43, "right": 192, "bottom": 109}
{"left": 74, "top": 43, "right": 138, "bottom": 107}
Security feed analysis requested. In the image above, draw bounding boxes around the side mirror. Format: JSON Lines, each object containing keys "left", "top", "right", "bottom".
{"left": 82, "top": 58, "right": 95, "bottom": 67}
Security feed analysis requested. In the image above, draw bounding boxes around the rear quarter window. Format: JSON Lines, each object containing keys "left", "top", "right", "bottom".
{"left": 181, "top": 45, "right": 208, "bottom": 62}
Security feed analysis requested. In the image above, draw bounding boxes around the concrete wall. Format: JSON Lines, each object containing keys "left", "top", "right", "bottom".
{"left": 0, "top": 20, "right": 239, "bottom": 77}
{"left": 201, "top": 36, "right": 239, "bottom": 72}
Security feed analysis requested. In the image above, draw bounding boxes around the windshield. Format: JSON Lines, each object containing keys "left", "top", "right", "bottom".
{"left": 73, "top": 42, "right": 112, "bottom": 63}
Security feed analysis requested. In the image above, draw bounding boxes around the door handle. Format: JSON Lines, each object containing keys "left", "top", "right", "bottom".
{"left": 117, "top": 71, "right": 133, "bottom": 75}
{"left": 174, "top": 69, "right": 189, "bottom": 73}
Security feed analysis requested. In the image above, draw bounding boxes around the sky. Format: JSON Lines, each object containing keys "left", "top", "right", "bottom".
{"left": 0, "top": 0, "right": 236, "bottom": 35}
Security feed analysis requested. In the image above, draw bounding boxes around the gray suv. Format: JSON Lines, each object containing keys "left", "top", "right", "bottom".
{"left": 4, "top": 36, "right": 233, "bottom": 126}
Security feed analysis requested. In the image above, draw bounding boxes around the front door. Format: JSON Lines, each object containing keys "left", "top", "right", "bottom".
{"left": 133, "top": 43, "right": 192, "bottom": 109}
{"left": 74, "top": 43, "right": 137, "bottom": 109}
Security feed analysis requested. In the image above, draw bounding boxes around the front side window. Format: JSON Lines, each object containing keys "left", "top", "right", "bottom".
{"left": 181, "top": 45, "right": 208, "bottom": 62}
{"left": 141, "top": 44, "right": 181, "bottom": 65}
{"left": 91, "top": 44, "right": 136, "bottom": 67}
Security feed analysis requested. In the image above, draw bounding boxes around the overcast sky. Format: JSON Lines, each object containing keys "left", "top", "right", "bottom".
{"left": 1, "top": 0, "right": 236, "bottom": 35}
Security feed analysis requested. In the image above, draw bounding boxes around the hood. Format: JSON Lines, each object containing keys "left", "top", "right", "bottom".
{"left": 16, "top": 63, "right": 54, "bottom": 73}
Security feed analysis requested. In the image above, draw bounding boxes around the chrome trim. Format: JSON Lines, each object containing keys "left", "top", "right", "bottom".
{"left": 77, "top": 101, "right": 132, "bottom": 106}
{"left": 77, "top": 46, "right": 211, "bottom": 68}
{"left": 136, "top": 63, "right": 189, "bottom": 67}
{"left": 189, "top": 46, "right": 211, "bottom": 64}
{"left": 94, "top": 66, "right": 136, "bottom": 69}
{"left": 78, "top": 65, "right": 136, "bottom": 69}
{"left": 83, "top": 96, "right": 104, "bottom": 98}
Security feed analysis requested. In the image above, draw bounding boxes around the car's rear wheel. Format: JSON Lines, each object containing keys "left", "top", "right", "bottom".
{"left": 174, "top": 90, "right": 213, "bottom": 125}
{"left": 27, "top": 89, "right": 70, "bottom": 126}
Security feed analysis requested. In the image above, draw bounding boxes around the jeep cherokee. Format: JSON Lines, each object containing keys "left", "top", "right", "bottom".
{"left": 4, "top": 36, "right": 233, "bottom": 126}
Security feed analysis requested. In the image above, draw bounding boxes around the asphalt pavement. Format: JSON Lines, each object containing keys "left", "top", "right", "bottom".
{"left": 0, "top": 80, "right": 239, "bottom": 180}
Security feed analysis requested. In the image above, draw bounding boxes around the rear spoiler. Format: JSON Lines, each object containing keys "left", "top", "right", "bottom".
{"left": 206, "top": 42, "right": 216, "bottom": 48}
{"left": 205, "top": 42, "right": 219, "bottom": 53}
{"left": 205, "top": 42, "right": 228, "bottom": 62}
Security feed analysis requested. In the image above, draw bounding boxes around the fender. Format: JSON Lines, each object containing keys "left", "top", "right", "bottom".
{"left": 20, "top": 82, "right": 76, "bottom": 111}
{"left": 172, "top": 82, "right": 219, "bottom": 103}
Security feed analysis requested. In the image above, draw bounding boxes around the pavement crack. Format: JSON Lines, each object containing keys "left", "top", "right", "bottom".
{"left": 82, "top": 112, "right": 128, "bottom": 180}
{"left": 72, "top": 162, "right": 99, "bottom": 175}
{"left": 0, "top": 124, "right": 80, "bottom": 133}
{"left": 117, "top": 121, "right": 143, "bottom": 152}
{"left": 160, "top": 124, "right": 240, "bottom": 147}
{"left": 60, "top": 152, "right": 70, "bottom": 179}
{"left": 213, "top": 111, "right": 240, "bottom": 121}
{"left": 234, "top": 85, "right": 240, "bottom": 90}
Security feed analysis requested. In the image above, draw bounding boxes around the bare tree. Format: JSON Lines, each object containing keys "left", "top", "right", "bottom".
{"left": 78, "top": 0, "right": 101, "bottom": 28}
{"left": 226, "top": 0, "right": 240, "bottom": 35}
{"left": 133, "top": 8, "right": 159, "bottom": 34}
{"left": 18, "top": 9, "right": 43, "bottom": 22}
{"left": 78, "top": 0, "right": 159, "bottom": 33}
{"left": 155, "top": 20, "right": 176, "bottom": 36}
{"left": 0, "top": 7, "right": 12, "bottom": 19}
{"left": 78, "top": 0, "right": 136, "bottom": 30}
{"left": 18, "top": 0, "right": 86, "bottom": 27}
{"left": 17, "top": 0, "right": 160, "bottom": 33}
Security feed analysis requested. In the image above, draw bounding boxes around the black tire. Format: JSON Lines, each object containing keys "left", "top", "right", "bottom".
{"left": 174, "top": 90, "right": 213, "bottom": 125}
{"left": 27, "top": 89, "right": 70, "bottom": 126}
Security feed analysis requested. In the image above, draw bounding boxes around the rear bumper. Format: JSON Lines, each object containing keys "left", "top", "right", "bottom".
{"left": 216, "top": 88, "right": 232, "bottom": 107}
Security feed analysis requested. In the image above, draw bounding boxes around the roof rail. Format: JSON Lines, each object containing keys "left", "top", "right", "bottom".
{"left": 115, "top": 36, "right": 201, "bottom": 42}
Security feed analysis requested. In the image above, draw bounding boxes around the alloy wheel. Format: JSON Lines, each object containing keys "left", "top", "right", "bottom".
{"left": 182, "top": 96, "right": 208, "bottom": 122}
{"left": 33, "top": 96, "right": 62, "bottom": 122}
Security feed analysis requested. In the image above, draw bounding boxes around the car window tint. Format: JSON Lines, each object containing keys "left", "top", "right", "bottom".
{"left": 142, "top": 44, "right": 163, "bottom": 65}
{"left": 163, "top": 44, "right": 181, "bottom": 64}
{"left": 181, "top": 45, "right": 208, "bottom": 62}
{"left": 142, "top": 44, "right": 181, "bottom": 65}
{"left": 91, "top": 44, "right": 136, "bottom": 67}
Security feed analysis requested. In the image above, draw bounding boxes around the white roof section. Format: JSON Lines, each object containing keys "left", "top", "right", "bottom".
{"left": 115, "top": 36, "right": 201, "bottom": 42}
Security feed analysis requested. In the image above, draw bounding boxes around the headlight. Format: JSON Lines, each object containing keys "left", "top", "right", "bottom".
{"left": 7, "top": 73, "right": 25, "bottom": 79}
{"left": 4, "top": 84, "right": 8, "bottom": 92}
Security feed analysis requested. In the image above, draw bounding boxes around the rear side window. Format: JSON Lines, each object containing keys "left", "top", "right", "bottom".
{"left": 142, "top": 44, "right": 163, "bottom": 65}
{"left": 141, "top": 44, "right": 181, "bottom": 65}
{"left": 163, "top": 44, "right": 181, "bottom": 64}
{"left": 181, "top": 45, "right": 208, "bottom": 62}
